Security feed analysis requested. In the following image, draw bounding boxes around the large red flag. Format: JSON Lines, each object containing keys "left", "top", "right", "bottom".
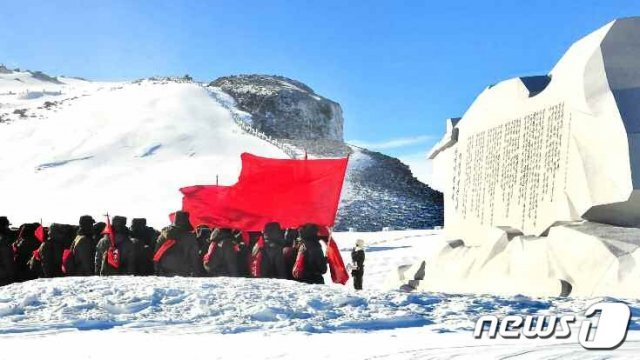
{"left": 180, "top": 185, "right": 236, "bottom": 228}
{"left": 325, "top": 237, "right": 349, "bottom": 285}
{"left": 180, "top": 153, "right": 349, "bottom": 231}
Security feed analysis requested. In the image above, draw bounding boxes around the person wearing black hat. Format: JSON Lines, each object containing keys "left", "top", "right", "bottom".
{"left": 0, "top": 217, "right": 16, "bottom": 285}
{"left": 195, "top": 226, "right": 213, "bottom": 276}
{"left": 65, "top": 215, "right": 96, "bottom": 276}
{"left": 262, "top": 222, "right": 287, "bottom": 279}
{"left": 130, "top": 218, "right": 154, "bottom": 276}
{"left": 293, "top": 223, "right": 327, "bottom": 284}
{"left": 0, "top": 217, "right": 17, "bottom": 245}
{"left": 154, "top": 211, "right": 199, "bottom": 277}
{"left": 37, "top": 223, "right": 66, "bottom": 278}
{"left": 95, "top": 216, "right": 136, "bottom": 276}
{"left": 13, "top": 223, "right": 42, "bottom": 282}
{"left": 203, "top": 228, "right": 239, "bottom": 277}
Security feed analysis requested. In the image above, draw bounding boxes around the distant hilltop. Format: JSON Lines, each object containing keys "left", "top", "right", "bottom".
{"left": 0, "top": 68, "right": 443, "bottom": 231}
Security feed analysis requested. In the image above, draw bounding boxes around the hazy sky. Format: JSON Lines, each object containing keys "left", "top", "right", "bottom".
{"left": 1, "top": 1, "right": 637, "bottom": 183}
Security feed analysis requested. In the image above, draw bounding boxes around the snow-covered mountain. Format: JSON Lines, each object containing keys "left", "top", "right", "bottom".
{"left": 0, "top": 67, "right": 442, "bottom": 230}
{"left": 209, "top": 74, "right": 444, "bottom": 231}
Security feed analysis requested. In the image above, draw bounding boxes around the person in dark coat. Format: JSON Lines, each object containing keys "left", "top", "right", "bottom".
{"left": 95, "top": 216, "right": 136, "bottom": 276}
{"left": 154, "top": 211, "right": 199, "bottom": 277}
{"left": 232, "top": 230, "right": 250, "bottom": 277}
{"left": 351, "top": 239, "right": 365, "bottom": 290}
{"left": 38, "top": 223, "right": 66, "bottom": 278}
{"left": 294, "top": 224, "right": 327, "bottom": 284}
{"left": 93, "top": 222, "right": 106, "bottom": 239}
{"left": 60, "top": 224, "right": 77, "bottom": 250}
{"left": 195, "top": 226, "right": 212, "bottom": 276}
{"left": 203, "top": 228, "right": 238, "bottom": 277}
{"left": 283, "top": 228, "right": 299, "bottom": 280}
{"left": 0, "top": 216, "right": 17, "bottom": 243}
{"left": 261, "top": 222, "right": 287, "bottom": 279}
{"left": 13, "top": 223, "right": 41, "bottom": 282}
{"left": 68, "top": 215, "right": 96, "bottom": 276}
{"left": 130, "top": 218, "right": 154, "bottom": 276}
{"left": 0, "top": 217, "right": 16, "bottom": 286}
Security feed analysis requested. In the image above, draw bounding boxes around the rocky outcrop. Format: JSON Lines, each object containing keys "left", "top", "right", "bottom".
{"left": 28, "top": 71, "right": 63, "bottom": 84}
{"left": 335, "top": 146, "right": 443, "bottom": 231}
{"left": 210, "top": 75, "right": 343, "bottom": 141}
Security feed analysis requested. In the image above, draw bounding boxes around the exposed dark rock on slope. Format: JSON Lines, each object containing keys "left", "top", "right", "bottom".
{"left": 211, "top": 75, "right": 343, "bottom": 141}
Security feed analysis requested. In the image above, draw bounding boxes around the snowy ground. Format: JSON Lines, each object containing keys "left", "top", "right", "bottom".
{"left": 1, "top": 230, "right": 639, "bottom": 359}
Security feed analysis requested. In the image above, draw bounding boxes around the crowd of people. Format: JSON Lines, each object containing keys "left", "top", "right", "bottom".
{"left": 0, "top": 211, "right": 336, "bottom": 287}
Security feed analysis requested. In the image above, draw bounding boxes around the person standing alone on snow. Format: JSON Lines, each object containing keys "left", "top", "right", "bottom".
{"left": 351, "top": 239, "right": 365, "bottom": 290}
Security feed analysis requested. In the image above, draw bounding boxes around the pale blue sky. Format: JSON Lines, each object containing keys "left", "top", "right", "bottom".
{"left": 1, "top": 1, "right": 638, "bottom": 182}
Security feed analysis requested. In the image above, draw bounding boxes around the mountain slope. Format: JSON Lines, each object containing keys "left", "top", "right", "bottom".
{"left": 209, "top": 74, "right": 443, "bottom": 231}
{"left": 0, "top": 69, "right": 442, "bottom": 230}
{"left": 0, "top": 71, "right": 287, "bottom": 226}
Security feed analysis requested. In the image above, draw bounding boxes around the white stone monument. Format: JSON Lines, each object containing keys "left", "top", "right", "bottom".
{"left": 430, "top": 16, "right": 640, "bottom": 244}
{"left": 390, "top": 17, "right": 640, "bottom": 297}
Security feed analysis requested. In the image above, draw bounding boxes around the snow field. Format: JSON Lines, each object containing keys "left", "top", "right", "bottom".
{"left": 1, "top": 232, "right": 640, "bottom": 359}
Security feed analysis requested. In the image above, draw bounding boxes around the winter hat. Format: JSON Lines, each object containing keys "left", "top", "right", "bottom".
{"left": 21, "top": 223, "right": 39, "bottom": 239}
{"left": 48, "top": 223, "right": 65, "bottom": 241}
{"left": 131, "top": 218, "right": 146, "bottom": 228}
{"left": 172, "top": 211, "right": 194, "bottom": 231}
{"left": 196, "top": 226, "right": 212, "bottom": 240}
{"left": 112, "top": 216, "right": 128, "bottom": 233}
{"left": 79, "top": 215, "right": 95, "bottom": 228}
{"left": 299, "top": 223, "right": 319, "bottom": 241}
{"left": 93, "top": 222, "right": 106, "bottom": 236}
{"left": 0, "top": 216, "right": 10, "bottom": 228}
{"left": 263, "top": 222, "right": 284, "bottom": 242}
{"left": 130, "top": 218, "right": 147, "bottom": 238}
{"left": 356, "top": 239, "right": 365, "bottom": 247}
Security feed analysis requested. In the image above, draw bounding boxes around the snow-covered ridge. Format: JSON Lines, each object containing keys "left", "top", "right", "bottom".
{"left": 0, "top": 68, "right": 443, "bottom": 231}
{"left": 0, "top": 75, "right": 287, "bottom": 227}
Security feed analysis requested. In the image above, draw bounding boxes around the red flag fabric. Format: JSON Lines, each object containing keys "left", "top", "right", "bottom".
{"left": 324, "top": 237, "right": 349, "bottom": 285}
{"left": 202, "top": 241, "right": 218, "bottom": 264}
{"left": 34, "top": 225, "right": 45, "bottom": 243}
{"left": 107, "top": 247, "right": 120, "bottom": 269}
{"left": 249, "top": 235, "right": 265, "bottom": 278}
{"left": 292, "top": 249, "right": 305, "bottom": 279}
{"left": 181, "top": 185, "right": 235, "bottom": 229}
{"left": 102, "top": 215, "right": 120, "bottom": 269}
{"left": 102, "top": 216, "right": 115, "bottom": 246}
{"left": 61, "top": 249, "right": 73, "bottom": 274}
{"left": 181, "top": 153, "right": 348, "bottom": 231}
